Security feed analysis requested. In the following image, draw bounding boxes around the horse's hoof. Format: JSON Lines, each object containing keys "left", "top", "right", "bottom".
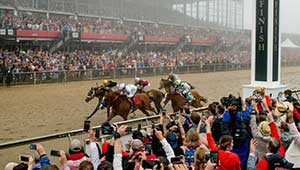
{"left": 129, "top": 115, "right": 135, "bottom": 119}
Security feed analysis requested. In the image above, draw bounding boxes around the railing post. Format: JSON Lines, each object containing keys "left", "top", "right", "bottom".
{"left": 113, "top": 69, "right": 116, "bottom": 79}
{"left": 90, "top": 70, "right": 93, "bottom": 80}
{"left": 213, "top": 64, "right": 216, "bottom": 72}
{"left": 33, "top": 72, "right": 36, "bottom": 85}
{"left": 64, "top": 71, "right": 67, "bottom": 83}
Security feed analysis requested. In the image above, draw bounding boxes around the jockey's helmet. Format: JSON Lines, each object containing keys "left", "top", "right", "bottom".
{"left": 134, "top": 77, "right": 140, "bottom": 83}
{"left": 103, "top": 79, "right": 109, "bottom": 86}
{"left": 174, "top": 79, "right": 181, "bottom": 86}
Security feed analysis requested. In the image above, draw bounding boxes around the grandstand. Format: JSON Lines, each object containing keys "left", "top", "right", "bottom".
{"left": 0, "top": 0, "right": 248, "bottom": 52}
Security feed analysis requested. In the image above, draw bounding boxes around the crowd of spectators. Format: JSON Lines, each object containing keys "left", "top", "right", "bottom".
{"left": 0, "top": 13, "right": 251, "bottom": 44}
{"left": 4, "top": 87, "right": 300, "bottom": 170}
{"left": 0, "top": 48, "right": 251, "bottom": 74}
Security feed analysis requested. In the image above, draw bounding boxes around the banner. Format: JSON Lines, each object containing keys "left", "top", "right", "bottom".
{"left": 16, "top": 30, "right": 60, "bottom": 38}
{"left": 255, "top": 0, "right": 269, "bottom": 81}
{"left": 81, "top": 33, "right": 128, "bottom": 41}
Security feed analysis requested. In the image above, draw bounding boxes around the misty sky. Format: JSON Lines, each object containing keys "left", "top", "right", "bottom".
{"left": 244, "top": 0, "right": 300, "bottom": 34}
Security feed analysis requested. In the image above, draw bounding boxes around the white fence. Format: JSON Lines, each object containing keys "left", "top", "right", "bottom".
{"left": 0, "top": 115, "right": 160, "bottom": 149}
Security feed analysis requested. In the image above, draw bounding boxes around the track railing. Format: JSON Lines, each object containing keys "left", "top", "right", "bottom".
{"left": 0, "top": 115, "right": 160, "bottom": 149}
{"left": 1, "top": 61, "right": 299, "bottom": 86}
{"left": 0, "top": 63, "right": 251, "bottom": 86}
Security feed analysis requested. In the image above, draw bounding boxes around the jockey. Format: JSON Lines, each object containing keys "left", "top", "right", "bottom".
{"left": 117, "top": 83, "right": 138, "bottom": 109}
{"left": 100, "top": 79, "right": 118, "bottom": 109}
{"left": 103, "top": 79, "right": 118, "bottom": 90}
{"left": 174, "top": 79, "right": 194, "bottom": 103}
{"left": 134, "top": 77, "right": 150, "bottom": 92}
{"left": 167, "top": 73, "right": 180, "bottom": 85}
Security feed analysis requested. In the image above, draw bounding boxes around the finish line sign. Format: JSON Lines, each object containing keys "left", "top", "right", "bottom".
{"left": 255, "top": 0, "right": 268, "bottom": 81}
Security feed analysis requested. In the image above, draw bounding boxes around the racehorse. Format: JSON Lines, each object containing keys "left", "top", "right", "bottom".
{"left": 136, "top": 88, "right": 165, "bottom": 114}
{"left": 158, "top": 78, "right": 207, "bottom": 112}
{"left": 85, "top": 85, "right": 107, "bottom": 119}
{"left": 102, "top": 90, "right": 156, "bottom": 121}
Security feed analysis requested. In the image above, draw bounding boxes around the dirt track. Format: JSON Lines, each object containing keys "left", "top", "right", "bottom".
{"left": 0, "top": 67, "right": 300, "bottom": 166}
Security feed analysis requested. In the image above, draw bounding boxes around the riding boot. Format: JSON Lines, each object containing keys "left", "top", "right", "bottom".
{"left": 100, "top": 101, "right": 106, "bottom": 110}
{"left": 128, "top": 97, "right": 135, "bottom": 111}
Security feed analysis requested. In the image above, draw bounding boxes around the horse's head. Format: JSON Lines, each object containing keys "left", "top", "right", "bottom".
{"left": 85, "top": 87, "right": 97, "bottom": 103}
{"left": 159, "top": 78, "right": 172, "bottom": 93}
{"left": 85, "top": 86, "right": 106, "bottom": 103}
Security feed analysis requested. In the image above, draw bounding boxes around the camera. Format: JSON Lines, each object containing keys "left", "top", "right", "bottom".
{"left": 50, "top": 150, "right": 61, "bottom": 157}
{"left": 126, "top": 127, "right": 132, "bottom": 133}
{"left": 95, "top": 129, "right": 100, "bottom": 138}
{"left": 83, "top": 120, "right": 90, "bottom": 132}
{"left": 253, "top": 91, "right": 263, "bottom": 103}
{"left": 221, "top": 94, "right": 242, "bottom": 111}
{"left": 204, "top": 151, "right": 219, "bottom": 165}
{"left": 142, "top": 160, "right": 161, "bottom": 169}
{"left": 19, "top": 155, "right": 29, "bottom": 162}
{"left": 144, "top": 143, "right": 152, "bottom": 155}
{"left": 171, "top": 156, "right": 182, "bottom": 164}
{"left": 29, "top": 144, "right": 37, "bottom": 150}
{"left": 101, "top": 122, "right": 114, "bottom": 135}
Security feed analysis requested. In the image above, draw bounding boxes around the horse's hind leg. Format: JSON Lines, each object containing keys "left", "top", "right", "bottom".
{"left": 154, "top": 100, "right": 162, "bottom": 115}
{"left": 107, "top": 112, "right": 115, "bottom": 122}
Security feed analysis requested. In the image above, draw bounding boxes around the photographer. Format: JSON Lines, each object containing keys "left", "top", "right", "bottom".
{"left": 220, "top": 95, "right": 250, "bottom": 169}
{"left": 252, "top": 87, "right": 271, "bottom": 114}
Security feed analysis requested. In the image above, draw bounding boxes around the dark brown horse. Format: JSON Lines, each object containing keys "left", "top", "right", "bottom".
{"left": 103, "top": 90, "right": 156, "bottom": 121}
{"left": 137, "top": 89, "right": 165, "bottom": 114}
{"left": 85, "top": 85, "right": 109, "bottom": 119}
{"left": 158, "top": 78, "right": 207, "bottom": 112}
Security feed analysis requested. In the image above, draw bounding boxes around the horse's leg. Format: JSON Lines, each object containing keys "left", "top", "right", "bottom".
{"left": 121, "top": 113, "right": 128, "bottom": 120}
{"left": 154, "top": 100, "right": 162, "bottom": 115}
{"left": 140, "top": 108, "right": 151, "bottom": 117}
{"left": 107, "top": 111, "right": 115, "bottom": 122}
{"left": 87, "top": 100, "right": 100, "bottom": 119}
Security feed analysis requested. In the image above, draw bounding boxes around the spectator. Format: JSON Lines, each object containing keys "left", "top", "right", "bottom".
{"left": 206, "top": 116, "right": 241, "bottom": 170}
{"left": 66, "top": 139, "right": 91, "bottom": 169}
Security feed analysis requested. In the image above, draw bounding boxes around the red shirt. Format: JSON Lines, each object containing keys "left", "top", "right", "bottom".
{"left": 207, "top": 133, "right": 241, "bottom": 170}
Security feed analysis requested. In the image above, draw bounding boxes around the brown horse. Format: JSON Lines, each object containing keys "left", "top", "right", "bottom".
{"left": 137, "top": 88, "right": 165, "bottom": 114}
{"left": 103, "top": 90, "right": 156, "bottom": 121}
{"left": 158, "top": 78, "right": 207, "bottom": 112}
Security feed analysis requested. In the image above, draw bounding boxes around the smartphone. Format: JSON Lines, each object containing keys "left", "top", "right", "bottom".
{"left": 204, "top": 152, "right": 210, "bottom": 163}
{"left": 171, "top": 156, "right": 182, "bottom": 164}
{"left": 126, "top": 127, "right": 132, "bottom": 133}
{"left": 138, "top": 124, "right": 142, "bottom": 130}
{"left": 152, "top": 124, "right": 156, "bottom": 130}
{"left": 29, "top": 144, "right": 37, "bottom": 150}
{"left": 50, "top": 150, "right": 61, "bottom": 157}
{"left": 83, "top": 120, "right": 90, "bottom": 132}
{"left": 95, "top": 129, "right": 100, "bottom": 138}
{"left": 19, "top": 155, "right": 29, "bottom": 162}
{"left": 144, "top": 143, "right": 152, "bottom": 150}
{"left": 142, "top": 160, "right": 160, "bottom": 169}
{"left": 210, "top": 151, "right": 219, "bottom": 165}
{"left": 85, "top": 139, "right": 90, "bottom": 145}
